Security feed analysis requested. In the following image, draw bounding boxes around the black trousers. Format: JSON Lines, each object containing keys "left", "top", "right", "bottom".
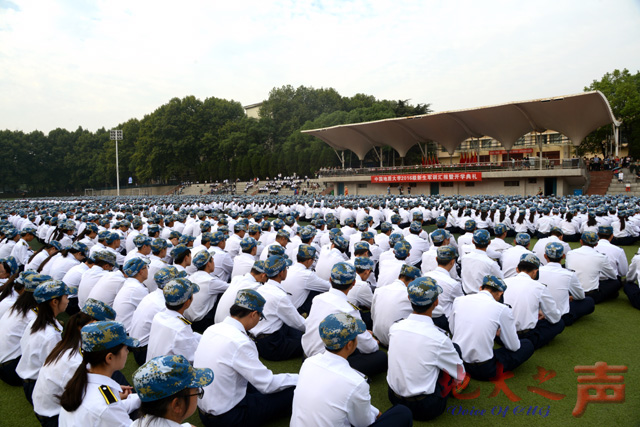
{"left": 562, "top": 297, "right": 595, "bottom": 326}
{"left": 191, "top": 305, "right": 218, "bottom": 334}
{"left": 347, "top": 348, "right": 388, "bottom": 378}
{"left": 297, "top": 290, "right": 322, "bottom": 318}
{"left": 372, "top": 404, "right": 413, "bottom": 426}
{"left": 131, "top": 345, "right": 148, "bottom": 366}
{"left": 586, "top": 279, "right": 621, "bottom": 304}
{"left": 0, "top": 357, "right": 22, "bottom": 386}
{"left": 518, "top": 319, "right": 565, "bottom": 350}
{"left": 387, "top": 369, "right": 453, "bottom": 421}
{"left": 34, "top": 414, "right": 58, "bottom": 427}
{"left": 432, "top": 316, "right": 450, "bottom": 334}
{"left": 23, "top": 378, "right": 36, "bottom": 405}
{"left": 254, "top": 324, "right": 303, "bottom": 361}
{"left": 65, "top": 297, "right": 80, "bottom": 316}
{"left": 464, "top": 338, "right": 534, "bottom": 381}
{"left": 623, "top": 282, "right": 640, "bottom": 310}
{"left": 198, "top": 384, "right": 295, "bottom": 427}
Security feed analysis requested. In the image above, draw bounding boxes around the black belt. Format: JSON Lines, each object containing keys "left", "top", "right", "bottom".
{"left": 23, "top": 378, "right": 36, "bottom": 383}
{"left": 392, "top": 390, "right": 428, "bottom": 402}
{"left": 252, "top": 332, "right": 274, "bottom": 340}
{"left": 465, "top": 359, "right": 492, "bottom": 366}
{"left": 517, "top": 328, "right": 533, "bottom": 336}
{"left": 0, "top": 358, "right": 18, "bottom": 367}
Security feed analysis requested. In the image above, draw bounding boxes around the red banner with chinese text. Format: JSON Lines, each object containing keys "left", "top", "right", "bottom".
{"left": 371, "top": 172, "right": 482, "bottom": 183}
{"left": 488, "top": 148, "right": 533, "bottom": 155}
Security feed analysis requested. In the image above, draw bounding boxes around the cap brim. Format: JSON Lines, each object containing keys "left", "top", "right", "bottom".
{"left": 66, "top": 286, "right": 79, "bottom": 296}
{"left": 284, "top": 258, "right": 293, "bottom": 267}
{"left": 190, "top": 367, "right": 214, "bottom": 388}
{"left": 124, "top": 336, "right": 140, "bottom": 348}
{"left": 354, "top": 318, "right": 366, "bottom": 335}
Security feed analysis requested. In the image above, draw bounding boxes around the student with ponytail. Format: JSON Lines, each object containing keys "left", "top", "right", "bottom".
{"left": 131, "top": 355, "right": 213, "bottom": 427}
{"left": 32, "top": 299, "right": 117, "bottom": 427}
{"left": 0, "top": 256, "right": 21, "bottom": 317}
{"left": 0, "top": 273, "right": 52, "bottom": 386}
{"left": 25, "top": 241, "right": 62, "bottom": 273}
{"left": 16, "top": 280, "right": 74, "bottom": 405}
{"left": 58, "top": 320, "right": 141, "bottom": 426}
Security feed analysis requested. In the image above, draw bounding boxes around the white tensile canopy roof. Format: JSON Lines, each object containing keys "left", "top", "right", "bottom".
{"left": 302, "top": 91, "right": 621, "bottom": 161}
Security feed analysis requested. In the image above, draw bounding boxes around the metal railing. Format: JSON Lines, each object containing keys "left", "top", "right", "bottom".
{"left": 316, "top": 158, "right": 583, "bottom": 178}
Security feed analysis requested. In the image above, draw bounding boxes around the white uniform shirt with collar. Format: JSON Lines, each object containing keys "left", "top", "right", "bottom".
{"left": 291, "top": 351, "right": 378, "bottom": 427}
{"left": 125, "top": 229, "right": 140, "bottom": 254}
{"left": 487, "top": 237, "right": 512, "bottom": 255}
{"left": 532, "top": 236, "right": 571, "bottom": 266}
{"left": 11, "top": 238, "right": 33, "bottom": 266}
{"left": 538, "top": 262, "right": 585, "bottom": 315}
{"left": 460, "top": 249, "right": 503, "bottom": 294}
{"left": 0, "top": 240, "right": 16, "bottom": 258}
{"left": 231, "top": 253, "right": 257, "bottom": 279}
{"left": 58, "top": 373, "right": 141, "bottom": 427}
{"left": 62, "top": 262, "right": 90, "bottom": 288}
{"left": 450, "top": 291, "right": 521, "bottom": 363}
{"left": 315, "top": 248, "right": 348, "bottom": 281}
{"left": 457, "top": 232, "right": 473, "bottom": 247}
{"left": 280, "top": 262, "right": 331, "bottom": 309}
{"left": 371, "top": 279, "right": 412, "bottom": 347}
{"left": 302, "top": 288, "right": 378, "bottom": 358}
{"left": 595, "top": 239, "right": 629, "bottom": 277}
{"left": 213, "top": 274, "right": 262, "bottom": 324}
{"left": 374, "top": 233, "right": 390, "bottom": 252}
{"left": 130, "top": 289, "right": 165, "bottom": 346}
{"left": 501, "top": 245, "right": 533, "bottom": 279}
{"left": 565, "top": 245, "right": 617, "bottom": 291}
{"left": 184, "top": 270, "right": 228, "bottom": 322}
{"left": 33, "top": 347, "right": 82, "bottom": 417}
{"left": 504, "top": 272, "right": 562, "bottom": 331}
{"left": 225, "top": 233, "right": 243, "bottom": 259}
{"left": 376, "top": 257, "right": 407, "bottom": 288}
{"left": 144, "top": 254, "right": 167, "bottom": 293}
{"left": 88, "top": 270, "right": 126, "bottom": 307}
{"left": 147, "top": 309, "right": 202, "bottom": 364}
{"left": 387, "top": 314, "right": 465, "bottom": 397}
{"left": 628, "top": 252, "right": 640, "bottom": 283}
{"left": 16, "top": 318, "right": 63, "bottom": 380}
{"left": 208, "top": 246, "right": 234, "bottom": 283}
{"left": 194, "top": 316, "right": 298, "bottom": 416}
{"left": 404, "top": 233, "right": 430, "bottom": 266}
{"left": 49, "top": 255, "right": 81, "bottom": 281}
{"left": 131, "top": 415, "right": 189, "bottom": 427}
{"left": 78, "top": 265, "right": 109, "bottom": 306}
{"left": 251, "top": 279, "right": 306, "bottom": 336}
{"left": 113, "top": 278, "right": 149, "bottom": 332}
{"left": 105, "top": 246, "right": 126, "bottom": 268}
{"left": 25, "top": 250, "right": 49, "bottom": 272}
{"left": 0, "top": 308, "right": 38, "bottom": 363}
{"left": 88, "top": 242, "right": 106, "bottom": 259}
{"left": 0, "top": 290, "right": 17, "bottom": 319}
{"left": 259, "top": 241, "right": 285, "bottom": 262}
{"left": 424, "top": 267, "right": 464, "bottom": 319}
{"left": 347, "top": 275, "right": 373, "bottom": 309}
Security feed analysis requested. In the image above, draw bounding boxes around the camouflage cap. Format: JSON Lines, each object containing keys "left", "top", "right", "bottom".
{"left": 550, "top": 226, "right": 563, "bottom": 235}
{"left": 248, "top": 223, "right": 261, "bottom": 234}
{"left": 332, "top": 235, "right": 349, "bottom": 251}
{"left": 178, "top": 234, "right": 195, "bottom": 245}
{"left": 34, "top": 280, "right": 77, "bottom": 303}
{"left": 515, "top": 233, "right": 531, "bottom": 246}
{"left": 154, "top": 266, "right": 182, "bottom": 289}
{"left": 319, "top": 312, "right": 366, "bottom": 350}
{"left": 147, "top": 224, "right": 161, "bottom": 235}
{"left": 407, "top": 276, "right": 443, "bottom": 306}
{"left": 92, "top": 250, "right": 117, "bottom": 266}
{"left": 435, "top": 216, "right": 447, "bottom": 227}
{"left": 21, "top": 226, "right": 37, "bottom": 236}
{"left": 494, "top": 223, "right": 508, "bottom": 235}
{"left": 276, "top": 229, "right": 291, "bottom": 241}
{"left": 252, "top": 260, "right": 266, "bottom": 274}
{"left": 97, "top": 230, "right": 110, "bottom": 241}
{"left": 519, "top": 253, "right": 540, "bottom": 268}
{"left": 192, "top": 250, "right": 212, "bottom": 269}
{"left": 354, "top": 256, "right": 374, "bottom": 271}
{"left": 210, "top": 231, "right": 227, "bottom": 245}
{"left": 200, "top": 232, "right": 214, "bottom": 245}
{"left": 163, "top": 278, "right": 200, "bottom": 305}
{"left": 545, "top": 242, "right": 564, "bottom": 259}
{"left": 240, "top": 236, "right": 258, "bottom": 251}
{"left": 267, "top": 244, "right": 286, "bottom": 257}
{"left": 380, "top": 222, "right": 392, "bottom": 232}
{"left": 581, "top": 231, "right": 598, "bottom": 246}
{"left": 361, "top": 231, "right": 375, "bottom": 241}
{"left": 299, "top": 226, "right": 316, "bottom": 240}
{"left": 357, "top": 221, "right": 368, "bottom": 231}
{"left": 354, "top": 241, "right": 371, "bottom": 254}
{"left": 264, "top": 255, "right": 292, "bottom": 277}
{"left": 234, "top": 289, "right": 266, "bottom": 314}
{"left": 133, "top": 234, "right": 152, "bottom": 248}
{"left": 394, "top": 240, "right": 412, "bottom": 259}
{"left": 389, "top": 233, "right": 404, "bottom": 247}
{"left": 200, "top": 221, "right": 212, "bottom": 232}
{"left": 472, "top": 229, "right": 490, "bottom": 246}
{"left": 81, "top": 298, "right": 117, "bottom": 321}
{"left": 1, "top": 256, "right": 19, "bottom": 275}
{"left": 297, "top": 244, "right": 317, "bottom": 260}
{"left": 431, "top": 229, "right": 448, "bottom": 244}
{"left": 105, "top": 232, "right": 121, "bottom": 244}
{"left": 436, "top": 245, "right": 457, "bottom": 262}
{"left": 170, "top": 244, "right": 191, "bottom": 259}
{"left": 151, "top": 238, "right": 168, "bottom": 253}
{"left": 168, "top": 230, "right": 182, "bottom": 240}
{"left": 482, "top": 275, "right": 507, "bottom": 292}
{"left": 81, "top": 321, "right": 139, "bottom": 352}
{"left": 598, "top": 225, "right": 613, "bottom": 236}
{"left": 71, "top": 242, "right": 89, "bottom": 257}
{"left": 233, "top": 222, "right": 247, "bottom": 232}
{"left": 400, "top": 264, "right": 421, "bottom": 280}
{"left": 330, "top": 261, "right": 357, "bottom": 285}
{"left": 133, "top": 355, "right": 214, "bottom": 402}
{"left": 409, "top": 221, "right": 423, "bottom": 233}
{"left": 464, "top": 219, "right": 477, "bottom": 231}
{"left": 123, "top": 257, "right": 150, "bottom": 277}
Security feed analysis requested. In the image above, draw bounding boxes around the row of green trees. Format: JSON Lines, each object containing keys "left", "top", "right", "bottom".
{"left": 0, "top": 86, "right": 430, "bottom": 193}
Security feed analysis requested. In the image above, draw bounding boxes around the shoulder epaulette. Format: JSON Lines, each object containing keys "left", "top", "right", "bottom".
{"left": 98, "top": 385, "right": 118, "bottom": 405}
{"left": 348, "top": 302, "right": 361, "bottom": 311}
{"left": 179, "top": 316, "right": 192, "bottom": 325}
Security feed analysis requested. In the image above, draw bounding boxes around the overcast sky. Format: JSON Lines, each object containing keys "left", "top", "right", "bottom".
{"left": 1, "top": 0, "right": 639, "bottom": 134}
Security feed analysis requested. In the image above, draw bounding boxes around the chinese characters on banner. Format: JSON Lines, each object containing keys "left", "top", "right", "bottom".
{"left": 371, "top": 172, "right": 482, "bottom": 183}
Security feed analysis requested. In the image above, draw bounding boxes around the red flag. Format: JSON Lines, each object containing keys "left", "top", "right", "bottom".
{"left": 461, "top": 153, "right": 465, "bottom": 164}
{"left": 474, "top": 151, "right": 478, "bottom": 163}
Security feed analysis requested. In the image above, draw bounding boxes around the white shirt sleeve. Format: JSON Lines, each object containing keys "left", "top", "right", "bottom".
{"left": 346, "top": 380, "right": 378, "bottom": 427}
{"left": 232, "top": 341, "right": 298, "bottom": 393}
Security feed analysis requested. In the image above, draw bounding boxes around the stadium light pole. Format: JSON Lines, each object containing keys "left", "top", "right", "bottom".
{"left": 110, "top": 129, "right": 123, "bottom": 196}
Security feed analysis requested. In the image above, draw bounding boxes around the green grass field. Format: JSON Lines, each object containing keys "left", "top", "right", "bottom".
{"left": 2, "top": 232, "right": 639, "bottom": 426}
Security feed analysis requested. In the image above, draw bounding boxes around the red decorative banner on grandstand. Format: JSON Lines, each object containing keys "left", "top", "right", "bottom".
{"left": 371, "top": 172, "right": 482, "bottom": 183}
{"left": 488, "top": 148, "right": 534, "bottom": 155}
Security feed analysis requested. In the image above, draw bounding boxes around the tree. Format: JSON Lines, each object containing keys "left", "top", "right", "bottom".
{"left": 581, "top": 69, "right": 640, "bottom": 157}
